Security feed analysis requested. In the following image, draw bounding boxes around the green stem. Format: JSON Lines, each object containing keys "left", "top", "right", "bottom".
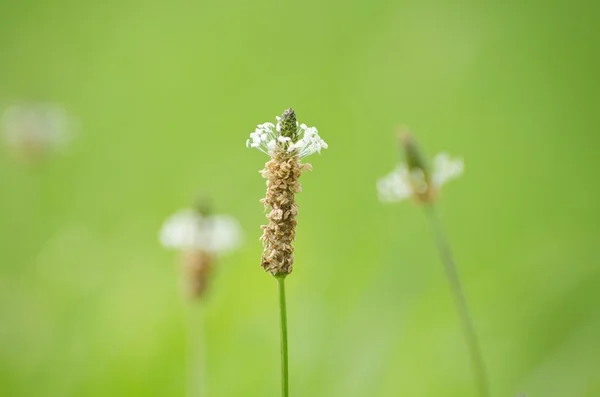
{"left": 276, "top": 275, "right": 290, "bottom": 397}
{"left": 186, "top": 304, "right": 207, "bottom": 397}
{"left": 425, "top": 205, "right": 490, "bottom": 397}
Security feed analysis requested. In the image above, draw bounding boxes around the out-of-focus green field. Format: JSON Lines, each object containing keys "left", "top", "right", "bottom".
{"left": 1, "top": 1, "right": 599, "bottom": 396}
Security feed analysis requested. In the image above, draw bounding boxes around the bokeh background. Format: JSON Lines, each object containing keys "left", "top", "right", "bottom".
{"left": 1, "top": 0, "right": 599, "bottom": 396}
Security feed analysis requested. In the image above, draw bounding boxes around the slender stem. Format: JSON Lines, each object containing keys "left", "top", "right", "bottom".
{"left": 186, "top": 304, "right": 207, "bottom": 397}
{"left": 276, "top": 275, "right": 290, "bottom": 397}
{"left": 425, "top": 205, "right": 490, "bottom": 397}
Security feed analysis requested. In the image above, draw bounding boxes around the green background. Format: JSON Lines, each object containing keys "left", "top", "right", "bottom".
{"left": 1, "top": 0, "right": 599, "bottom": 396}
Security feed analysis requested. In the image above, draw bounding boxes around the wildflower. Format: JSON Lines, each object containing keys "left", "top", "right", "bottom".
{"left": 160, "top": 208, "right": 242, "bottom": 254}
{"left": 379, "top": 131, "right": 488, "bottom": 397}
{"left": 1, "top": 103, "right": 76, "bottom": 161}
{"left": 247, "top": 108, "right": 327, "bottom": 276}
{"left": 248, "top": 109, "right": 327, "bottom": 397}
{"left": 160, "top": 206, "right": 242, "bottom": 299}
{"left": 377, "top": 133, "right": 463, "bottom": 204}
{"left": 246, "top": 113, "right": 327, "bottom": 158}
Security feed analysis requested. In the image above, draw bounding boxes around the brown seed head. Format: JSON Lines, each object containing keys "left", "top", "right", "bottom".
{"left": 260, "top": 150, "right": 308, "bottom": 276}
{"left": 181, "top": 250, "right": 213, "bottom": 300}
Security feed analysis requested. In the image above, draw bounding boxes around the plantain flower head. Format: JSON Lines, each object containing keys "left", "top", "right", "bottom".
{"left": 247, "top": 109, "right": 327, "bottom": 276}
{"left": 378, "top": 133, "right": 463, "bottom": 204}
{"left": 159, "top": 206, "right": 242, "bottom": 299}
{"left": 160, "top": 208, "right": 242, "bottom": 255}
{"left": 1, "top": 103, "right": 76, "bottom": 160}
{"left": 246, "top": 109, "right": 327, "bottom": 158}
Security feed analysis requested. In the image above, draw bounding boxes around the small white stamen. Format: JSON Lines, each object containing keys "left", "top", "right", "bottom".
{"left": 377, "top": 153, "right": 463, "bottom": 203}
{"left": 246, "top": 114, "right": 328, "bottom": 158}
{"left": 160, "top": 209, "right": 243, "bottom": 255}
{"left": 1, "top": 102, "right": 76, "bottom": 154}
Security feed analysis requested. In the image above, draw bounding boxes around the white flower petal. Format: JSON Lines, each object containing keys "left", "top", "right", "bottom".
{"left": 377, "top": 164, "right": 412, "bottom": 203}
{"left": 160, "top": 209, "right": 243, "bottom": 255}
{"left": 202, "top": 215, "right": 243, "bottom": 254}
{"left": 432, "top": 153, "right": 464, "bottom": 188}
{"left": 1, "top": 103, "right": 75, "bottom": 152}
{"left": 160, "top": 209, "right": 205, "bottom": 250}
{"left": 246, "top": 115, "right": 327, "bottom": 158}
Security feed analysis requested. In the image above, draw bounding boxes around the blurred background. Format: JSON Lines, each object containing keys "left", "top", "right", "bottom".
{"left": 1, "top": 0, "right": 599, "bottom": 396}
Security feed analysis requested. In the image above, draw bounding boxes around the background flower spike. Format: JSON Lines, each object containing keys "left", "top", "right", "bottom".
{"left": 378, "top": 132, "right": 464, "bottom": 205}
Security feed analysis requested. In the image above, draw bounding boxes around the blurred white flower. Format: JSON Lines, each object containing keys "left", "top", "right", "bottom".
{"left": 377, "top": 164, "right": 413, "bottom": 202}
{"left": 160, "top": 209, "right": 243, "bottom": 255}
{"left": 1, "top": 103, "right": 76, "bottom": 157}
{"left": 246, "top": 116, "right": 327, "bottom": 158}
{"left": 378, "top": 152, "right": 464, "bottom": 203}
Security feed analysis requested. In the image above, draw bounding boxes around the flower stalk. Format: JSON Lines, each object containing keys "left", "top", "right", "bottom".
{"left": 277, "top": 275, "right": 289, "bottom": 397}
{"left": 160, "top": 201, "right": 242, "bottom": 397}
{"left": 247, "top": 108, "right": 327, "bottom": 397}
{"left": 378, "top": 132, "right": 489, "bottom": 396}
{"left": 186, "top": 305, "right": 207, "bottom": 397}
{"left": 426, "top": 204, "right": 490, "bottom": 397}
